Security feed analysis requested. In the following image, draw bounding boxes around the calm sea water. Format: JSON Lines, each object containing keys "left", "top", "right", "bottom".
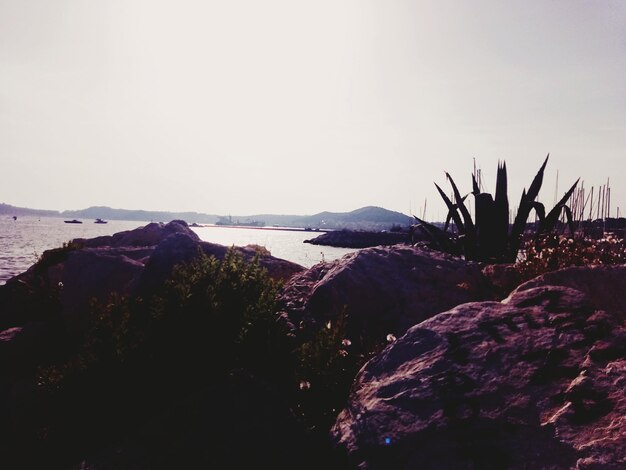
{"left": 0, "top": 216, "right": 355, "bottom": 285}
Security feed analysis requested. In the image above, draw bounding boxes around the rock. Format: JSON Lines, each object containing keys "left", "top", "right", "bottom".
{"left": 45, "top": 247, "right": 147, "bottom": 337}
{"left": 514, "top": 264, "right": 626, "bottom": 320}
{"left": 481, "top": 263, "right": 522, "bottom": 298}
{"left": 136, "top": 232, "right": 206, "bottom": 294}
{"left": 304, "top": 230, "right": 412, "bottom": 249}
{"left": 278, "top": 245, "right": 493, "bottom": 343}
{"left": 0, "top": 221, "right": 303, "bottom": 339}
{"left": 75, "top": 220, "right": 199, "bottom": 248}
{"left": 138, "top": 234, "right": 303, "bottom": 294}
{"left": 332, "top": 284, "right": 626, "bottom": 469}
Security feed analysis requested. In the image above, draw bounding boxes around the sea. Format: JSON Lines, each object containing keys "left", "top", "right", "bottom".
{"left": 0, "top": 216, "right": 356, "bottom": 285}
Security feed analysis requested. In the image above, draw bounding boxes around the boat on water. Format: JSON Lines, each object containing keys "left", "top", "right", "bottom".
{"left": 64, "top": 219, "right": 83, "bottom": 224}
{"left": 215, "top": 216, "right": 265, "bottom": 227}
{"left": 94, "top": 218, "right": 108, "bottom": 224}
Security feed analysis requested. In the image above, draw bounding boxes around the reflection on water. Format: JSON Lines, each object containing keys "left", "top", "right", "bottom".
{"left": 0, "top": 216, "right": 355, "bottom": 284}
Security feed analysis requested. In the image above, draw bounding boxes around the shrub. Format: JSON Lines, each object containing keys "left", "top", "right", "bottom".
{"left": 38, "top": 247, "right": 284, "bottom": 391}
{"left": 515, "top": 233, "right": 626, "bottom": 281}
{"left": 294, "top": 312, "right": 384, "bottom": 431}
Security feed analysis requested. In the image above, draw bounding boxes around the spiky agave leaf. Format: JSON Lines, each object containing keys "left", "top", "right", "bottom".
{"left": 563, "top": 205, "right": 575, "bottom": 235}
{"left": 413, "top": 216, "right": 459, "bottom": 254}
{"left": 445, "top": 173, "right": 475, "bottom": 234}
{"left": 541, "top": 179, "right": 580, "bottom": 233}
{"left": 493, "top": 162, "right": 510, "bottom": 259}
{"left": 435, "top": 183, "right": 465, "bottom": 234}
{"left": 444, "top": 211, "right": 453, "bottom": 233}
{"left": 509, "top": 156, "right": 550, "bottom": 260}
{"left": 494, "top": 162, "right": 508, "bottom": 210}
{"left": 526, "top": 154, "right": 549, "bottom": 202}
{"left": 529, "top": 201, "right": 546, "bottom": 221}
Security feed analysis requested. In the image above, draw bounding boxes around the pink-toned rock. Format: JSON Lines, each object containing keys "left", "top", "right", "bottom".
{"left": 278, "top": 245, "right": 493, "bottom": 343}
{"left": 75, "top": 220, "right": 199, "bottom": 248}
{"left": 332, "top": 284, "right": 626, "bottom": 469}
{"left": 514, "top": 264, "right": 626, "bottom": 320}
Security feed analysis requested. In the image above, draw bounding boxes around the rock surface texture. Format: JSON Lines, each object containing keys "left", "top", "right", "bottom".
{"left": 278, "top": 245, "right": 494, "bottom": 343}
{"left": 515, "top": 264, "right": 626, "bottom": 320}
{"left": 332, "top": 277, "right": 626, "bottom": 469}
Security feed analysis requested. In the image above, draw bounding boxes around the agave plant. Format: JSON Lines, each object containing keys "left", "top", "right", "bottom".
{"left": 415, "top": 155, "right": 579, "bottom": 263}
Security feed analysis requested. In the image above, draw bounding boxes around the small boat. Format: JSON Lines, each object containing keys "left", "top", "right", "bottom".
{"left": 64, "top": 219, "right": 83, "bottom": 224}
{"left": 94, "top": 218, "right": 108, "bottom": 224}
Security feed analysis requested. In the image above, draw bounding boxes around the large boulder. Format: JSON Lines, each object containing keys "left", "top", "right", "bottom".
{"left": 278, "top": 246, "right": 493, "bottom": 343}
{"left": 332, "top": 284, "right": 626, "bottom": 469}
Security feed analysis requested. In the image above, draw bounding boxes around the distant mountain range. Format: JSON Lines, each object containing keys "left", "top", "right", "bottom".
{"left": 0, "top": 203, "right": 413, "bottom": 230}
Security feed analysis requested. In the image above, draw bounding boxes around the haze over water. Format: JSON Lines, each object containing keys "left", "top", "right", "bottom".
{"left": 0, "top": 216, "right": 355, "bottom": 285}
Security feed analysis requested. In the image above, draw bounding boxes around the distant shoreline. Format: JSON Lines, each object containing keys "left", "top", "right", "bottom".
{"left": 193, "top": 224, "right": 334, "bottom": 233}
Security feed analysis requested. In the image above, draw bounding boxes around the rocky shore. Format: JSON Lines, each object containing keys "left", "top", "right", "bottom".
{"left": 1, "top": 220, "right": 625, "bottom": 468}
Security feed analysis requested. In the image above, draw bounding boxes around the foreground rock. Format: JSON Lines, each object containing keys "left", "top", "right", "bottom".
{"left": 332, "top": 282, "right": 626, "bottom": 469}
{"left": 0, "top": 220, "right": 304, "bottom": 339}
{"left": 0, "top": 220, "right": 308, "bottom": 469}
{"left": 278, "top": 245, "right": 494, "bottom": 343}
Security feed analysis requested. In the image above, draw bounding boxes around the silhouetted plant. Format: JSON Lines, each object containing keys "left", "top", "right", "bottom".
{"left": 415, "top": 155, "right": 579, "bottom": 263}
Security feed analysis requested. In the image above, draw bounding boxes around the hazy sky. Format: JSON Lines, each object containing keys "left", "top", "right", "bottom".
{"left": 2, "top": 1, "right": 625, "bottom": 218}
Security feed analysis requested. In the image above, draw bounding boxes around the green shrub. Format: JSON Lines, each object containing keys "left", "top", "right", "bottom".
{"left": 38, "top": 248, "right": 284, "bottom": 391}
{"left": 294, "top": 312, "right": 383, "bottom": 431}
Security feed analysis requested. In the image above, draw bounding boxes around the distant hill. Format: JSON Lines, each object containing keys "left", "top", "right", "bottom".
{"left": 0, "top": 203, "right": 60, "bottom": 218}
{"left": 1, "top": 203, "right": 413, "bottom": 230}
{"left": 60, "top": 206, "right": 220, "bottom": 224}
{"left": 295, "top": 206, "right": 413, "bottom": 230}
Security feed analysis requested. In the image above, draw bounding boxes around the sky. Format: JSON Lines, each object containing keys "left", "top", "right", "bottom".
{"left": 1, "top": 0, "right": 625, "bottom": 219}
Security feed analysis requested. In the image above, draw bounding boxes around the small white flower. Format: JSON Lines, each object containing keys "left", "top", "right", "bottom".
{"left": 386, "top": 334, "right": 396, "bottom": 342}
